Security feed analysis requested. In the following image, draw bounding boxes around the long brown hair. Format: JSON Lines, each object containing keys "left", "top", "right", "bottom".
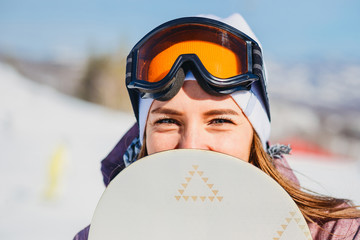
{"left": 249, "top": 132, "right": 360, "bottom": 223}
{"left": 138, "top": 131, "right": 360, "bottom": 224}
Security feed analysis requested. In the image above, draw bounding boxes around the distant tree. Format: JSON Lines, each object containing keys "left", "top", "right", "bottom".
{"left": 77, "top": 48, "right": 132, "bottom": 112}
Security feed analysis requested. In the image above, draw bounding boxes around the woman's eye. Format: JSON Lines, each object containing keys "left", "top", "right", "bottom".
{"left": 209, "top": 118, "right": 234, "bottom": 125}
{"left": 155, "top": 118, "right": 179, "bottom": 125}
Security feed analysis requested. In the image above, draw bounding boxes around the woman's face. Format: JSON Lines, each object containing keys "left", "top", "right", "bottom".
{"left": 145, "top": 81, "right": 254, "bottom": 161}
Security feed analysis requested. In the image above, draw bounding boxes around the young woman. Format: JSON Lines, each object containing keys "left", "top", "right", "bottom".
{"left": 74, "top": 14, "right": 360, "bottom": 240}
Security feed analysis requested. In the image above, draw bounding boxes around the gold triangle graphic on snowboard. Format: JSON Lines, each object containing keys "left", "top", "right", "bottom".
{"left": 175, "top": 164, "right": 222, "bottom": 202}
{"left": 273, "top": 210, "right": 312, "bottom": 240}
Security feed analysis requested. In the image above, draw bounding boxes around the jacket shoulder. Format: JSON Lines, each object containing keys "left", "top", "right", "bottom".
{"left": 309, "top": 218, "right": 360, "bottom": 239}
{"left": 101, "top": 123, "right": 139, "bottom": 186}
{"left": 73, "top": 225, "right": 90, "bottom": 240}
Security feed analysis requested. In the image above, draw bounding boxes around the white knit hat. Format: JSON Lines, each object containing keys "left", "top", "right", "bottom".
{"left": 138, "top": 13, "right": 271, "bottom": 148}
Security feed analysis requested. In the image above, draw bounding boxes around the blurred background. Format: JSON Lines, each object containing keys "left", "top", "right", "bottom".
{"left": 0, "top": 0, "right": 359, "bottom": 239}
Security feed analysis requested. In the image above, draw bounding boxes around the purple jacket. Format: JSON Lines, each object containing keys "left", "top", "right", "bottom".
{"left": 73, "top": 123, "right": 360, "bottom": 240}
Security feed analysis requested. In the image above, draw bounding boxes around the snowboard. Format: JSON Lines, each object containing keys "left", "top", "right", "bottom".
{"left": 89, "top": 149, "right": 312, "bottom": 240}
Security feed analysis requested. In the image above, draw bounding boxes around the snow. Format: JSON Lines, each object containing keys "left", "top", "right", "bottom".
{"left": 0, "top": 62, "right": 359, "bottom": 240}
{"left": 0, "top": 63, "right": 135, "bottom": 240}
{"left": 287, "top": 154, "right": 360, "bottom": 206}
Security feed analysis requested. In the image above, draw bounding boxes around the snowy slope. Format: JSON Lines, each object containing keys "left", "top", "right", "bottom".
{"left": 287, "top": 154, "right": 360, "bottom": 206}
{"left": 0, "top": 63, "right": 135, "bottom": 240}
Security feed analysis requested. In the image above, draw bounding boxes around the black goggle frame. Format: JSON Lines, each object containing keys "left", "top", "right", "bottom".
{"left": 125, "top": 17, "right": 270, "bottom": 122}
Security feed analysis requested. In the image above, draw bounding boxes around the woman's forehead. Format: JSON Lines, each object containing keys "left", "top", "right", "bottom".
{"left": 150, "top": 81, "right": 243, "bottom": 113}
{"left": 182, "top": 81, "right": 228, "bottom": 101}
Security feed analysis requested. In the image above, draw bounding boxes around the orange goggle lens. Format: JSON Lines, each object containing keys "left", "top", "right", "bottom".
{"left": 136, "top": 24, "right": 248, "bottom": 82}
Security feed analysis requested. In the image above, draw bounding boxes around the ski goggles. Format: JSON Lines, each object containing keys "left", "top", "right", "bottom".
{"left": 126, "top": 17, "right": 270, "bottom": 121}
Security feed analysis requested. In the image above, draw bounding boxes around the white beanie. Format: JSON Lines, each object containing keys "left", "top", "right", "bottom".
{"left": 138, "top": 13, "right": 271, "bottom": 148}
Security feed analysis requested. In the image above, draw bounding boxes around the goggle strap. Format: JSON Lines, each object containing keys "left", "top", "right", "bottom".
{"left": 252, "top": 49, "right": 262, "bottom": 59}
{"left": 125, "top": 54, "right": 141, "bottom": 121}
{"left": 125, "top": 54, "right": 132, "bottom": 85}
{"left": 252, "top": 45, "right": 270, "bottom": 120}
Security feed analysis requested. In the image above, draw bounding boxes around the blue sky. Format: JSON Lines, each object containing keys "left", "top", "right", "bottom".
{"left": 0, "top": 0, "right": 359, "bottom": 62}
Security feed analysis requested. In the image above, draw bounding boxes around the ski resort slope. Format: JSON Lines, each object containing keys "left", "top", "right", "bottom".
{"left": 0, "top": 63, "right": 359, "bottom": 240}
{"left": 287, "top": 154, "right": 360, "bottom": 207}
{"left": 0, "top": 63, "right": 135, "bottom": 240}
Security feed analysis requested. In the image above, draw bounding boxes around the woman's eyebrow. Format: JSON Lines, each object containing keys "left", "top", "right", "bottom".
{"left": 203, "top": 109, "right": 240, "bottom": 116}
{"left": 150, "top": 107, "right": 182, "bottom": 116}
